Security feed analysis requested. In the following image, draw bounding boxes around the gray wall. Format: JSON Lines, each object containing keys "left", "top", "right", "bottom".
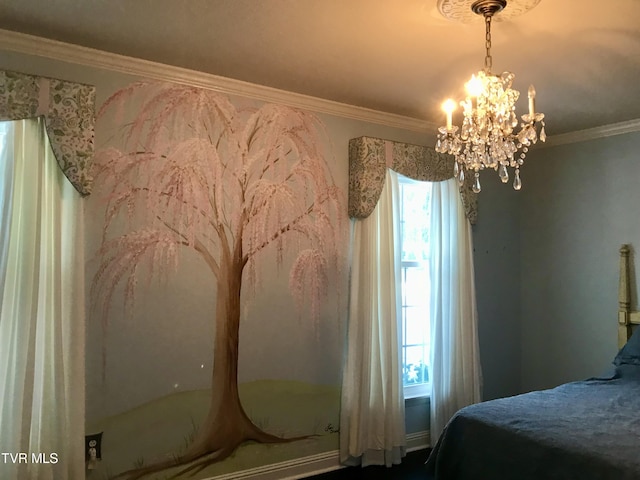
{"left": 473, "top": 174, "right": 522, "bottom": 400}
{"left": 520, "top": 132, "right": 640, "bottom": 391}
{"left": 470, "top": 130, "right": 640, "bottom": 398}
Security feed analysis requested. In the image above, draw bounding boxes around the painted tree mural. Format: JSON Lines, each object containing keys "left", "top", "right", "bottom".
{"left": 92, "top": 82, "right": 346, "bottom": 479}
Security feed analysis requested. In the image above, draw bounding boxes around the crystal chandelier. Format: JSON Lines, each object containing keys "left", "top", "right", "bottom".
{"left": 435, "top": 0, "right": 546, "bottom": 193}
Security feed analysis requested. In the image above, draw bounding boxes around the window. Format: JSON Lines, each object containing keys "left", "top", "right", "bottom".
{"left": 398, "top": 175, "right": 432, "bottom": 398}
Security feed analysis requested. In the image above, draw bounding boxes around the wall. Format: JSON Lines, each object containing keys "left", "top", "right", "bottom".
{"left": 520, "top": 132, "right": 640, "bottom": 392}
{"left": 473, "top": 174, "right": 522, "bottom": 400}
{"left": 0, "top": 48, "right": 454, "bottom": 478}
{"left": 6, "top": 44, "right": 638, "bottom": 435}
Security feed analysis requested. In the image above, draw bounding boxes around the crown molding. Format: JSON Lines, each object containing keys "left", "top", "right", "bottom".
{"left": 0, "top": 29, "right": 430, "bottom": 132}
{"left": 1, "top": 29, "right": 639, "bottom": 144}
{"left": 543, "top": 119, "right": 640, "bottom": 148}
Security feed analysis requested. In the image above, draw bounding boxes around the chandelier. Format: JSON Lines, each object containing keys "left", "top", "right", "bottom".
{"left": 435, "top": 0, "right": 546, "bottom": 193}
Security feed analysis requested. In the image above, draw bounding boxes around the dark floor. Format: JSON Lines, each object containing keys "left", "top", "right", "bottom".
{"left": 303, "top": 449, "right": 431, "bottom": 479}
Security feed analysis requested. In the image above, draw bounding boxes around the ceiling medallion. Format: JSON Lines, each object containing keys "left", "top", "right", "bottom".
{"left": 437, "top": 0, "right": 541, "bottom": 23}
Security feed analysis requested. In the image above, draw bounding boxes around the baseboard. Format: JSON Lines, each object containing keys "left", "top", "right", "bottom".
{"left": 206, "top": 430, "right": 430, "bottom": 480}
{"left": 206, "top": 450, "right": 341, "bottom": 480}
{"left": 406, "top": 430, "right": 431, "bottom": 452}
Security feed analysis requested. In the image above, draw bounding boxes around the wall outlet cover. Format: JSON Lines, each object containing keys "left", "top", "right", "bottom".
{"left": 85, "top": 432, "right": 103, "bottom": 461}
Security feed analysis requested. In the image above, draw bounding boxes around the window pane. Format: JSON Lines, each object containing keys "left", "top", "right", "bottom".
{"left": 399, "top": 181, "right": 431, "bottom": 262}
{"left": 403, "top": 345, "right": 429, "bottom": 385}
{"left": 403, "top": 265, "right": 429, "bottom": 307}
{"left": 405, "top": 306, "right": 428, "bottom": 346}
{"left": 398, "top": 175, "right": 432, "bottom": 389}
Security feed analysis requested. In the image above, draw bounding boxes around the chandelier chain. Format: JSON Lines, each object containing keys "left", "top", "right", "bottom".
{"left": 484, "top": 14, "right": 492, "bottom": 72}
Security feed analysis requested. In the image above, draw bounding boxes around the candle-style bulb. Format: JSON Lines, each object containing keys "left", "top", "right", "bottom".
{"left": 465, "top": 74, "right": 483, "bottom": 97}
{"left": 442, "top": 99, "right": 456, "bottom": 131}
{"left": 528, "top": 85, "right": 536, "bottom": 117}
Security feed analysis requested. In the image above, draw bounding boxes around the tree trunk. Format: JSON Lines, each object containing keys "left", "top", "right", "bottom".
{"left": 186, "top": 252, "right": 283, "bottom": 456}
{"left": 112, "top": 250, "right": 298, "bottom": 479}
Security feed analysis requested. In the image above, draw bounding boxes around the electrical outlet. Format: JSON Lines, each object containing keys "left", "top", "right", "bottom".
{"left": 85, "top": 432, "right": 103, "bottom": 463}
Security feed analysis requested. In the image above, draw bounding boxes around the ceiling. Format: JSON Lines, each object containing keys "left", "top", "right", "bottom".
{"left": 1, "top": 0, "right": 640, "bottom": 136}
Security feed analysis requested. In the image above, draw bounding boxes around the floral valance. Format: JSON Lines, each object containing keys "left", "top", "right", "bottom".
{"left": 0, "top": 70, "right": 95, "bottom": 196}
{"left": 348, "top": 136, "right": 477, "bottom": 224}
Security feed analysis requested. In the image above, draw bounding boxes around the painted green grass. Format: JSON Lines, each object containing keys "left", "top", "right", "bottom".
{"left": 86, "top": 380, "right": 340, "bottom": 480}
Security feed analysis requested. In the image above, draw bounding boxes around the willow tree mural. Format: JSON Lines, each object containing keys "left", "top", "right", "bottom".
{"left": 92, "top": 82, "right": 346, "bottom": 479}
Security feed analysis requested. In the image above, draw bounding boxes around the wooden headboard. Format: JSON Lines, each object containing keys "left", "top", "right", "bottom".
{"left": 618, "top": 244, "right": 640, "bottom": 348}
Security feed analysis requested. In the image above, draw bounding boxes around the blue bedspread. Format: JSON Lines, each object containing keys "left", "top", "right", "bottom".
{"left": 425, "top": 366, "right": 640, "bottom": 480}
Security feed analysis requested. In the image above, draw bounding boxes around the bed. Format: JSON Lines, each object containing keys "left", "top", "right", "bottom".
{"left": 425, "top": 244, "right": 640, "bottom": 480}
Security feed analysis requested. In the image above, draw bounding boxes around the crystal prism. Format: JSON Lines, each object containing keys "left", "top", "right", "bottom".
{"left": 473, "top": 173, "right": 481, "bottom": 193}
{"left": 513, "top": 169, "right": 522, "bottom": 191}
{"left": 499, "top": 164, "right": 509, "bottom": 183}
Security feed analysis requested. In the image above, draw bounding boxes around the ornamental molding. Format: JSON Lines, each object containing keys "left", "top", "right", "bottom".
{"left": 437, "top": 0, "right": 542, "bottom": 23}
{"left": 542, "top": 119, "right": 640, "bottom": 148}
{"left": 1, "top": 28, "right": 639, "bottom": 145}
{"left": 0, "top": 29, "right": 428, "bottom": 132}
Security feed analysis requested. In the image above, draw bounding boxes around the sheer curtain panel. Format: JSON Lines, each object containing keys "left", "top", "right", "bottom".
{"left": 340, "top": 170, "right": 407, "bottom": 467}
{"left": 0, "top": 118, "right": 86, "bottom": 479}
{"left": 429, "top": 178, "right": 482, "bottom": 441}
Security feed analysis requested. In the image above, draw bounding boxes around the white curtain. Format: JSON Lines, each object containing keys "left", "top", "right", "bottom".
{"left": 429, "top": 178, "right": 482, "bottom": 441}
{"left": 340, "top": 169, "right": 406, "bottom": 467}
{"left": 0, "top": 118, "right": 85, "bottom": 479}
